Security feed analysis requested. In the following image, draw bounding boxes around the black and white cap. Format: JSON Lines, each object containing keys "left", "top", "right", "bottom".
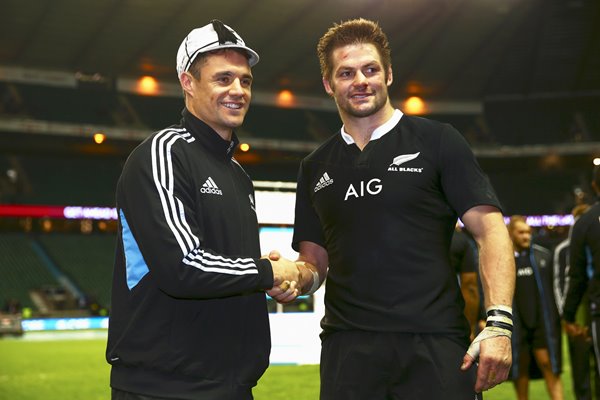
{"left": 176, "top": 19, "right": 259, "bottom": 78}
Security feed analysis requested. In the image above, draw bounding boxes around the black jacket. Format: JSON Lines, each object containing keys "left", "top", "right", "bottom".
{"left": 106, "top": 109, "right": 274, "bottom": 400}
{"left": 564, "top": 201, "right": 600, "bottom": 322}
{"left": 511, "top": 244, "right": 562, "bottom": 379}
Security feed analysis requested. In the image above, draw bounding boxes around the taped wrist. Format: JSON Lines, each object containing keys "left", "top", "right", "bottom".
{"left": 297, "top": 261, "right": 320, "bottom": 296}
{"left": 466, "top": 305, "right": 513, "bottom": 360}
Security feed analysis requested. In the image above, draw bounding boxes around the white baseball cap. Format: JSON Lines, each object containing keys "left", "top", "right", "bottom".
{"left": 176, "top": 20, "right": 259, "bottom": 77}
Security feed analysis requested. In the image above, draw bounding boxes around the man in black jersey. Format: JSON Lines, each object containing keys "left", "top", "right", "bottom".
{"left": 270, "top": 18, "right": 515, "bottom": 399}
{"left": 508, "top": 216, "right": 563, "bottom": 400}
{"left": 564, "top": 166, "right": 600, "bottom": 398}
{"left": 107, "top": 20, "right": 300, "bottom": 400}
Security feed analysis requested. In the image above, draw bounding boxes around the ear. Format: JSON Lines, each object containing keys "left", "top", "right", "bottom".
{"left": 322, "top": 77, "right": 334, "bottom": 97}
{"left": 386, "top": 66, "right": 393, "bottom": 87}
{"left": 179, "top": 72, "right": 195, "bottom": 98}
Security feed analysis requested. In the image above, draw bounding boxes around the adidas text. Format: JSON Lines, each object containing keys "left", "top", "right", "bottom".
{"left": 200, "top": 187, "right": 223, "bottom": 195}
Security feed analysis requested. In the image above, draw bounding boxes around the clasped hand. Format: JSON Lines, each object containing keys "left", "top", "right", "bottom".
{"left": 564, "top": 321, "right": 591, "bottom": 341}
{"left": 262, "top": 250, "right": 301, "bottom": 303}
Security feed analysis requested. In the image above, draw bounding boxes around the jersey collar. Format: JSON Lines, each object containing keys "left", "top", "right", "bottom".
{"left": 340, "top": 109, "right": 404, "bottom": 145}
{"left": 181, "top": 108, "right": 239, "bottom": 160}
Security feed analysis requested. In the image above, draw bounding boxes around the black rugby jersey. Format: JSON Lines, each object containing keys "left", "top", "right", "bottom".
{"left": 293, "top": 111, "right": 501, "bottom": 338}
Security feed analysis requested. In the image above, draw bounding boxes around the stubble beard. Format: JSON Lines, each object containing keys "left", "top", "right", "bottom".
{"left": 337, "top": 89, "right": 387, "bottom": 119}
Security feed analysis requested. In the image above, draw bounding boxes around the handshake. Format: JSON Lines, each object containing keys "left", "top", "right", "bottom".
{"left": 263, "top": 250, "right": 319, "bottom": 304}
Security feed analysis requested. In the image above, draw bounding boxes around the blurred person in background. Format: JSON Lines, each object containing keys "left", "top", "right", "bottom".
{"left": 271, "top": 18, "right": 515, "bottom": 400}
{"left": 450, "top": 223, "right": 480, "bottom": 340}
{"left": 509, "top": 215, "right": 563, "bottom": 400}
{"left": 106, "top": 20, "right": 299, "bottom": 400}
{"left": 563, "top": 165, "right": 600, "bottom": 400}
{"left": 2, "top": 297, "right": 21, "bottom": 314}
{"left": 555, "top": 203, "right": 597, "bottom": 400}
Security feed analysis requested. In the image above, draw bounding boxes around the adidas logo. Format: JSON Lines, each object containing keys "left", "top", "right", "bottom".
{"left": 200, "top": 177, "right": 223, "bottom": 195}
{"left": 314, "top": 172, "right": 334, "bottom": 193}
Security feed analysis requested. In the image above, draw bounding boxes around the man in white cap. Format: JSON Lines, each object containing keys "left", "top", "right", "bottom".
{"left": 106, "top": 20, "right": 300, "bottom": 400}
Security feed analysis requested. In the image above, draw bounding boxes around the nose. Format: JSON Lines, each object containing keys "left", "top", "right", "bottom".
{"left": 229, "top": 78, "right": 244, "bottom": 95}
{"left": 353, "top": 70, "right": 368, "bottom": 86}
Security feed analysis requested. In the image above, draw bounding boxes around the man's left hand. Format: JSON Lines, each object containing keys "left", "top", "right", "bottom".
{"left": 267, "top": 281, "right": 299, "bottom": 303}
{"left": 461, "top": 335, "right": 511, "bottom": 392}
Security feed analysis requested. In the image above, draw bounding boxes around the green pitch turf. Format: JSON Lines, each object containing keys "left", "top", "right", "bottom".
{"left": 0, "top": 331, "right": 577, "bottom": 399}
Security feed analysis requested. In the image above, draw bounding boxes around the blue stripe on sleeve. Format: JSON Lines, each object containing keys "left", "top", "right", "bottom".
{"left": 120, "top": 210, "right": 149, "bottom": 290}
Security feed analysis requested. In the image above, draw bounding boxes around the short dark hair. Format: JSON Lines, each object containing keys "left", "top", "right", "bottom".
{"left": 183, "top": 48, "right": 251, "bottom": 99}
{"left": 317, "top": 18, "right": 392, "bottom": 82}
{"left": 187, "top": 48, "right": 251, "bottom": 80}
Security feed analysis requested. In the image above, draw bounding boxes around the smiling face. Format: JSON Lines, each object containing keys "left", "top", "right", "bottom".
{"left": 180, "top": 49, "right": 252, "bottom": 140}
{"left": 322, "top": 43, "right": 393, "bottom": 122}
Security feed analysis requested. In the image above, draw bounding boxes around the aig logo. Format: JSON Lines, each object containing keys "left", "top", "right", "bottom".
{"left": 344, "top": 178, "right": 382, "bottom": 201}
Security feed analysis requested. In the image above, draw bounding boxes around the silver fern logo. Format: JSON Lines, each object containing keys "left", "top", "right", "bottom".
{"left": 388, "top": 152, "right": 423, "bottom": 173}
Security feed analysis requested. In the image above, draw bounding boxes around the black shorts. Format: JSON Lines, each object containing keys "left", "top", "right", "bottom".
{"left": 112, "top": 388, "right": 177, "bottom": 400}
{"left": 111, "top": 387, "right": 252, "bottom": 400}
{"left": 320, "top": 330, "right": 481, "bottom": 400}
{"left": 516, "top": 322, "right": 547, "bottom": 353}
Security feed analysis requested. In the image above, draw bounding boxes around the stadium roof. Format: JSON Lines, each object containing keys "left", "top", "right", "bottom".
{"left": 1, "top": 0, "right": 598, "bottom": 107}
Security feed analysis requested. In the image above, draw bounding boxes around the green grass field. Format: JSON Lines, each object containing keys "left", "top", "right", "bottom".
{"left": 0, "top": 331, "right": 577, "bottom": 399}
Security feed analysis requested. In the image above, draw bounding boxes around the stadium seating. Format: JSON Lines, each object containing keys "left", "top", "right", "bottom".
{"left": 242, "top": 106, "right": 341, "bottom": 141}
{"left": 15, "top": 83, "right": 117, "bottom": 126}
{"left": 0, "top": 233, "right": 58, "bottom": 309}
{"left": 122, "top": 93, "right": 183, "bottom": 130}
{"left": 38, "top": 233, "right": 116, "bottom": 309}
{"left": 16, "top": 155, "right": 122, "bottom": 206}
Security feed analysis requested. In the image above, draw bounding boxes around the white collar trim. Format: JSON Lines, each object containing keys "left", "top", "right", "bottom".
{"left": 340, "top": 109, "right": 404, "bottom": 145}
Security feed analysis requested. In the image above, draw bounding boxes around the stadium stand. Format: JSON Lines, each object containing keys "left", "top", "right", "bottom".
{"left": 484, "top": 96, "right": 600, "bottom": 146}
{"left": 242, "top": 105, "right": 341, "bottom": 141}
{"left": 37, "top": 233, "right": 115, "bottom": 310}
{"left": 15, "top": 155, "right": 122, "bottom": 206}
{"left": 15, "top": 83, "right": 118, "bottom": 126}
{"left": 0, "top": 82, "right": 27, "bottom": 117}
{"left": 122, "top": 93, "right": 183, "bottom": 130}
{"left": 0, "top": 233, "right": 58, "bottom": 309}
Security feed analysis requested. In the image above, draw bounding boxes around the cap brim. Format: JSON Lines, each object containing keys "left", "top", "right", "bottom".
{"left": 216, "top": 44, "right": 259, "bottom": 67}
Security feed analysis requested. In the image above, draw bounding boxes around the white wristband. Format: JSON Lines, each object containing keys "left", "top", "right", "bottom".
{"left": 305, "top": 269, "right": 320, "bottom": 296}
{"left": 467, "top": 305, "right": 513, "bottom": 360}
{"left": 297, "top": 261, "right": 321, "bottom": 296}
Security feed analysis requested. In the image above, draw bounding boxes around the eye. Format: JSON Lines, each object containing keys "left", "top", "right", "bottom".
{"left": 217, "top": 75, "right": 231, "bottom": 84}
{"left": 241, "top": 78, "right": 253, "bottom": 87}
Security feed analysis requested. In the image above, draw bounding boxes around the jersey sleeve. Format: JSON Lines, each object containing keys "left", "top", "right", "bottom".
{"left": 117, "top": 136, "right": 273, "bottom": 299}
{"left": 292, "top": 159, "right": 326, "bottom": 251}
{"left": 563, "top": 218, "right": 589, "bottom": 322}
{"left": 438, "top": 125, "right": 502, "bottom": 217}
